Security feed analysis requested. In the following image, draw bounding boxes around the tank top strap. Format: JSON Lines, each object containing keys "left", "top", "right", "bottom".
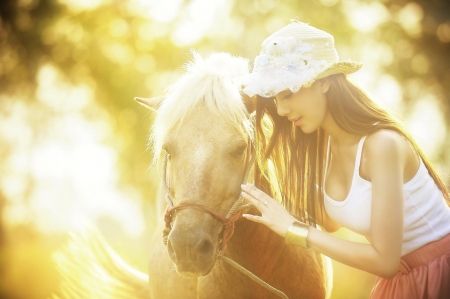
{"left": 324, "top": 135, "right": 331, "bottom": 184}
{"left": 353, "top": 135, "right": 367, "bottom": 177}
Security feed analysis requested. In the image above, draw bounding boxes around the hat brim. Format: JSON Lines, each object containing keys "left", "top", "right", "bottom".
{"left": 309, "top": 61, "right": 363, "bottom": 85}
{"left": 241, "top": 60, "right": 363, "bottom": 98}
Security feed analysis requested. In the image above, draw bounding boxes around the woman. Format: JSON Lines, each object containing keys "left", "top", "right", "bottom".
{"left": 239, "top": 20, "right": 450, "bottom": 299}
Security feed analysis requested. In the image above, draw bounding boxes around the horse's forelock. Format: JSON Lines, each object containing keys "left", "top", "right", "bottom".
{"left": 185, "top": 51, "right": 249, "bottom": 79}
{"left": 150, "top": 52, "right": 252, "bottom": 164}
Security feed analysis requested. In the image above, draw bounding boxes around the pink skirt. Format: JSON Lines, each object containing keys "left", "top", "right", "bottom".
{"left": 370, "top": 233, "right": 450, "bottom": 299}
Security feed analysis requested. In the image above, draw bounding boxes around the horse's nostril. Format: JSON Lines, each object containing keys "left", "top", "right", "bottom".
{"left": 196, "top": 239, "right": 213, "bottom": 256}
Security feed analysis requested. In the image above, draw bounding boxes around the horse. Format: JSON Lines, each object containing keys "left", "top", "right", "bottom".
{"left": 51, "top": 52, "right": 332, "bottom": 299}
{"left": 138, "top": 51, "right": 332, "bottom": 299}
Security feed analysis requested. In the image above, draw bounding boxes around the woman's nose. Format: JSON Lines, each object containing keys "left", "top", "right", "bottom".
{"left": 276, "top": 101, "right": 290, "bottom": 116}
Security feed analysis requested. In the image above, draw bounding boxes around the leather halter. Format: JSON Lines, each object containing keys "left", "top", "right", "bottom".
{"left": 162, "top": 140, "right": 254, "bottom": 251}
{"left": 163, "top": 203, "right": 242, "bottom": 251}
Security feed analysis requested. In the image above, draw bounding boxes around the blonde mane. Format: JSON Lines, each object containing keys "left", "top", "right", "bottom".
{"left": 151, "top": 51, "right": 253, "bottom": 161}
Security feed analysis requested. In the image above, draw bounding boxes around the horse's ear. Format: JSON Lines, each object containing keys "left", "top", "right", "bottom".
{"left": 134, "top": 97, "right": 163, "bottom": 112}
{"left": 241, "top": 93, "right": 257, "bottom": 114}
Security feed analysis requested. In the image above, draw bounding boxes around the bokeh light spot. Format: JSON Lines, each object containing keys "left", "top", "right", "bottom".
{"left": 135, "top": 54, "right": 156, "bottom": 74}
{"left": 346, "top": 1, "right": 389, "bottom": 32}
{"left": 128, "top": 0, "right": 182, "bottom": 23}
{"left": 397, "top": 2, "right": 424, "bottom": 37}
{"left": 109, "top": 19, "right": 130, "bottom": 39}
{"left": 100, "top": 41, "right": 135, "bottom": 65}
{"left": 437, "top": 21, "right": 450, "bottom": 43}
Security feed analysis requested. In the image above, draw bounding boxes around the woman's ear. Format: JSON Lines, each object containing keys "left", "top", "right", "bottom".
{"left": 319, "top": 78, "right": 331, "bottom": 94}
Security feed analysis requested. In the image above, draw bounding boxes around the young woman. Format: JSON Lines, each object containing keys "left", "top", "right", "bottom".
{"left": 239, "top": 20, "right": 450, "bottom": 299}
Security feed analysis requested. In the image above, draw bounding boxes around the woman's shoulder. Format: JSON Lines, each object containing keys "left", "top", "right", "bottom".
{"left": 365, "top": 129, "right": 409, "bottom": 152}
{"left": 364, "top": 129, "right": 413, "bottom": 165}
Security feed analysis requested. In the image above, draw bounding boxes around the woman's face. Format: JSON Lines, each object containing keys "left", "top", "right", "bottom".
{"left": 274, "top": 80, "right": 330, "bottom": 134}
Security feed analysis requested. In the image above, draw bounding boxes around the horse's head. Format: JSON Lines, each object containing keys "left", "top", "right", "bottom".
{"left": 137, "top": 52, "right": 256, "bottom": 277}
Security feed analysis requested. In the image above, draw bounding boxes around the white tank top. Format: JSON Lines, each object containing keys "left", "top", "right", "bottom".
{"left": 324, "top": 136, "right": 450, "bottom": 256}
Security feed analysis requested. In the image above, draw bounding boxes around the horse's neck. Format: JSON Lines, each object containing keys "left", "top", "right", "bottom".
{"left": 227, "top": 168, "right": 287, "bottom": 263}
{"left": 227, "top": 208, "right": 286, "bottom": 265}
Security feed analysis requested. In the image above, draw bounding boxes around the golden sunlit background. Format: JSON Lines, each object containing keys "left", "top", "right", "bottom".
{"left": 0, "top": 0, "right": 449, "bottom": 298}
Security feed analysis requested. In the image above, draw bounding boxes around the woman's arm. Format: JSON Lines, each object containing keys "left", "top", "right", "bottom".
{"left": 242, "top": 131, "right": 406, "bottom": 278}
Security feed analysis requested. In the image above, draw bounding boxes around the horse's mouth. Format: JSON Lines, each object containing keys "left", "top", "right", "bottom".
{"left": 175, "top": 262, "right": 215, "bottom": 278}
{"left": 173, "top": 254, "right": 218, "bottom": 278}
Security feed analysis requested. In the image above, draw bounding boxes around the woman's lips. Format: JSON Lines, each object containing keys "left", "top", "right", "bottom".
{"left": 291, "top": 117, "right": 302, "bottom": 126}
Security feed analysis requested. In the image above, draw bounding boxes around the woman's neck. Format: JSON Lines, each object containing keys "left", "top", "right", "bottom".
{"left": 321, "top": 113, "right": 361, "bottom": 148}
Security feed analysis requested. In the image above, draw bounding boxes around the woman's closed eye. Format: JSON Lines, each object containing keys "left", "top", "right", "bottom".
{"left": 282, "top": 92, "right": 293, "bottom": 100}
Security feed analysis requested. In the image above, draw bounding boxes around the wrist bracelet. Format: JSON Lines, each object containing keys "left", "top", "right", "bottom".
{"left": 285, "top": 221, "right": 309, "bottom": 248}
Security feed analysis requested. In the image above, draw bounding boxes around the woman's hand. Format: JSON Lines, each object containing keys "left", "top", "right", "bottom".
{"left": 241, "top": 183, "right": 299, "bottom": 238}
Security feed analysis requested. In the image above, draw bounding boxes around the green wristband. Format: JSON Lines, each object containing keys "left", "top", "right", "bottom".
{"left": 285, "top": 221, "right": 309, "bottom": 248}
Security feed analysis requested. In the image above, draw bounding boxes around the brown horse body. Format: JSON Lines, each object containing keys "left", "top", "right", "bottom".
{"left": 201, "top": 219, "right": 327, "bottom": 298}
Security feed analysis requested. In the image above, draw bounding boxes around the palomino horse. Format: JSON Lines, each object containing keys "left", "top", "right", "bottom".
{"left": 139, "top": 52, "right": 331, "bottom": 299}
{"left": 51, "top": 52, "right": 332, "bottom": 299}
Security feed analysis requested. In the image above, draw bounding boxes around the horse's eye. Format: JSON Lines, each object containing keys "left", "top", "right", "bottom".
{"left": 230, "top": 144, "right": 247, "bottom": 158}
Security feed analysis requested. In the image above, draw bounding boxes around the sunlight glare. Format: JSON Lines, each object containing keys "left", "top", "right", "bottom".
{"left": 172, "top": 0, "right": 230, "bottom": 46}
{"left": 2, "top": 64, "right": 146, "bottom": 238}
{"left": 406, "top": 96, "right": 446, "bottom": 157}
{"left": 24, "top": 115, "right": 146, "bottom": 237}
{"left": 373, "top": 75, "right": 403, "bottom": 114}
{"left": 345, "top": 1, "right": 389, "bottom": 32}
{"left": 37, "top": 64, "right": 91, "bottom": 112}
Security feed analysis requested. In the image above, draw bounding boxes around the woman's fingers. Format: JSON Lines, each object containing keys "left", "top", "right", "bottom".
{"left": 241, "top": 190, "right": 269, "bottom": 211}
{"left": 241, "top": 183, "right": 266, "bottom": 199}
{"left": 240, "top": 184, "right": 299, "bottom": 237}
{"left": 241, "top": 191, "right": 260, "bottom": 208}
{"left": 242, "top": 213, "right": 264, "bottom": 223}
{"left": 241, "top": 184, "right": 272, "bottom": 205}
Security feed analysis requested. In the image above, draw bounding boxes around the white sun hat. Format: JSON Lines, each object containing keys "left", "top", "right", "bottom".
{"left": 240, "top": 19, "right": 363, "bottom": 98}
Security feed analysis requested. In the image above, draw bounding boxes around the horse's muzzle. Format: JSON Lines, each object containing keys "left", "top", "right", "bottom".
{"left": 167, "top": 225, "right": 217, "bottom": 277}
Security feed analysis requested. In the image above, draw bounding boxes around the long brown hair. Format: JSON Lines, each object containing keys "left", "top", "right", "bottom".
{"left": 254, "top": 74, "right": 450, "bottom": 226}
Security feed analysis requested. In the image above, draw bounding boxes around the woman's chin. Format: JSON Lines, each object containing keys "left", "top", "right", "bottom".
{"left": 298, "top": 125, "right": 317, "bottom": 134}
